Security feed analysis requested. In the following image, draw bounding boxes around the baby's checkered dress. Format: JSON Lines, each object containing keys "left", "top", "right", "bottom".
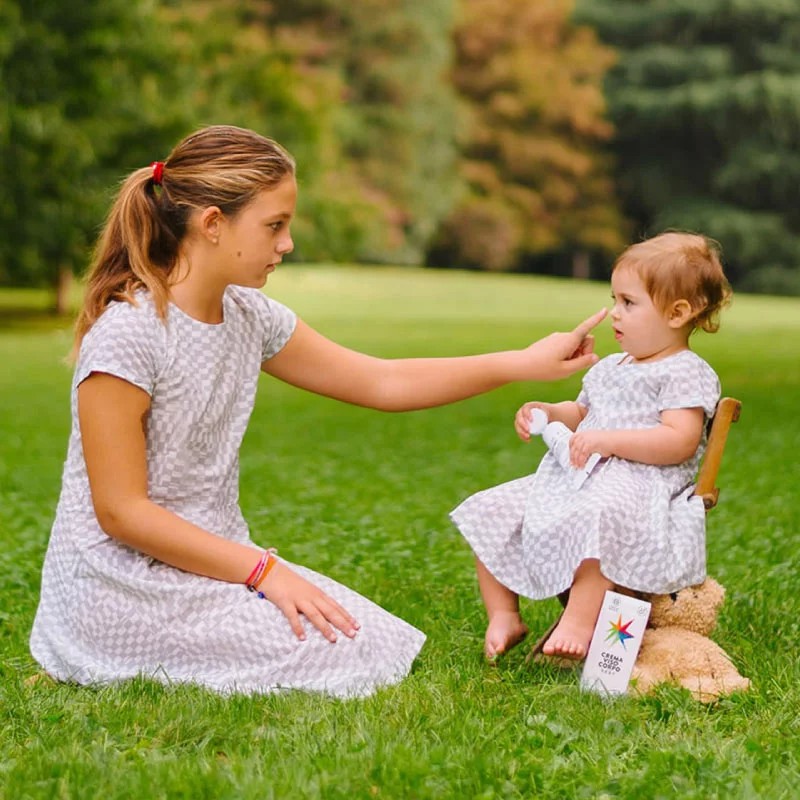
{"left": 451, "top": 351, "right": 720, "bottom": 598}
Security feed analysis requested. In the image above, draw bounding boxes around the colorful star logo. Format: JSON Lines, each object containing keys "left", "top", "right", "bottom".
{"left": 605, "top": 614, "right": 635, "bottom": 649}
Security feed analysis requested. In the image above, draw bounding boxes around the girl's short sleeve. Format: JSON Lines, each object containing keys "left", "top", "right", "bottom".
{"left": 249, "top": 291, "right": 297, "bottom": 361}
{"left": 658, "top": 354, "right": 720, "bottom": 418}
{"left": 74, "top": 301, "right": 164, "bottom": 396}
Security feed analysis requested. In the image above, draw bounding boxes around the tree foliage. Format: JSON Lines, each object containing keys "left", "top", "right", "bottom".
{"left": 164, "top": 0, "right": 370, "bottom": 263}
{"left": 5, "top": 0, "right": 798, "bottom": 295}
{"left": 577, "top": 0, "right": 800, "bottom": 291}
{"left": 265, "top": 0, "right": 460, "bottom": 264}
{"left": 431, "top": 0, "right": 626, "bottom": 274}
{"left": 0, "top": 0, "right": 460, "bottom": 290}
{"left": 0, "top": 0, "right": 192, "bottom": 300}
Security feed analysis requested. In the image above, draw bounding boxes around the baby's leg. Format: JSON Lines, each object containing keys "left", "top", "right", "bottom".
{"left": 475, "top": 557, "right": 528, "bottom": 659}
{"left": 542, "top": 558, "right": 612, "bottom": 660}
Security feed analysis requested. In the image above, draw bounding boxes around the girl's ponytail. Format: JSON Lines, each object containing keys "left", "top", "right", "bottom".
{"left": 72, "top": 164, "right": 184, "bottom": 357}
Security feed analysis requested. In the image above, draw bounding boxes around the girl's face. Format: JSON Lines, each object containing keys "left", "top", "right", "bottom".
{"left": 610, "top": 267, "right": 689, "bottom": 362}
{"left": 217, "top": 176, "right": 297, "bottom": 288}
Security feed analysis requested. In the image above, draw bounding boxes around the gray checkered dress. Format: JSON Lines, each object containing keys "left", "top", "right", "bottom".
{"left": 30, "top": 287, "right": 425, "bottom": 697}
{"left": 451, "top": 351, "right": 720, "bottom": 598}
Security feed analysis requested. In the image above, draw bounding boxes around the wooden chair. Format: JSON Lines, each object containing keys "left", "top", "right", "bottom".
{"left": 526, "top": 396, "right": 742, "bottom": 662}
{"left": 693, "top": 396, "right": 742, "bottom": 510}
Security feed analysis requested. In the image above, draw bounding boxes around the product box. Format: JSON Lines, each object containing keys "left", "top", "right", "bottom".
{"left": 580, "top": 590, "right": 651, "bottom": 696}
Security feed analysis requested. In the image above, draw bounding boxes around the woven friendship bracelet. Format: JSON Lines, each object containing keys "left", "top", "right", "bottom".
{"left": 245, "top": 551, "right": 267, "bottom": 587}
{"left": 246, "top": 549, "right": 278, "bottom": 599}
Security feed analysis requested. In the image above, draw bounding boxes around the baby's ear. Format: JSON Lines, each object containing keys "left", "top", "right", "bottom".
{"left": 667, "top": 299, "right": 694, "bottom": 328}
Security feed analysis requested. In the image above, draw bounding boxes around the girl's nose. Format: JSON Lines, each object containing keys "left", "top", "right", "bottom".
{"left": 277, "top": 233, "right": 294, "bottom": 255}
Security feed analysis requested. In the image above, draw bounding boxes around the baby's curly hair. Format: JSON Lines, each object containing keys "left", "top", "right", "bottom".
{"left": 612, "top": 232, "right": 732, "bottom": 333}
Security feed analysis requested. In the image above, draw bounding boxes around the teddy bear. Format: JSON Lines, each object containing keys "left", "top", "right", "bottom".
{"left": 630, "top": 577, "right": 751, "bottom": 703}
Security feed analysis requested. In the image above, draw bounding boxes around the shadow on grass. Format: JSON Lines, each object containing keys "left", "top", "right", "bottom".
{"left": 0, "top": 286, "right": 80, "bottom": 332}
{"left": 0, "top": 306, "right": 75, "bottom": 332}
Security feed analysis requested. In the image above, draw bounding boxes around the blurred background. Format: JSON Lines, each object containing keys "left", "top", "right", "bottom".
{"left": 3, "top": 0, "right": 799, "bottom": 313}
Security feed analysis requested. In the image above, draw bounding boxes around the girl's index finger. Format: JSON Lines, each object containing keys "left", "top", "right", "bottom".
{"left": 572, "top": 308, "right": 608, "bottom": 340}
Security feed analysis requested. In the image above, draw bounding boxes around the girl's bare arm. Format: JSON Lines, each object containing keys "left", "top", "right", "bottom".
{"left": 78, "top": 373, "right": 358, "bottom": 642}
{"left": 261, "top": 310, "right": 606, "bottom": 411}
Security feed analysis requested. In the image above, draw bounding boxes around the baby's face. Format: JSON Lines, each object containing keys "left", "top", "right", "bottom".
{"left": 609, "top": 268, "right": 685, "bottom": 362}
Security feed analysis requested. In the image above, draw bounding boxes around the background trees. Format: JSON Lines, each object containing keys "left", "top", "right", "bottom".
{"left": 577, "top": 0, "right": 800, "bottom": 292}
{"left": 2, "top": 0, "right": 799, "bottom": 301}
{"left": 430, "top": 0, "right": 626, "bottom": 277}
{"left": 0, "top": 0, "right": 192, "bottom": 311}
{"left": 265, "top": 0, "right": 459, "bottom": 265}
{"left": 165, "top": 0, "right": 366, "bottom": 263}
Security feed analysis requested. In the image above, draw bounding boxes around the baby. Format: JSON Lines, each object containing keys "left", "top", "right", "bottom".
{"left": 452, "top": 232, "right": 732, "bottom": 660}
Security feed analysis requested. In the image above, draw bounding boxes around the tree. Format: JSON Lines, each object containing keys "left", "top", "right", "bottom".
{"left": 431, "top": 0, "right": 626, "bottom": 275}
{"left": 265, "top": 0, "right": 460, "bottom": 264}
{"left": 0, "top": 0, "right": 191, "bottom": 311}
{"left": 576, "top": 0, "right": 800, "bottom": 292}
{"left": 164, "top": 0, "right": 371, "bottom": 263}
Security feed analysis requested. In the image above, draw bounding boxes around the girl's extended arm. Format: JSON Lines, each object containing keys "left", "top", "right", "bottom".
{"left": 261, "top": 310, "right": 607, "bottom": 411}
{"left": 568, "top": 407, "right": 706, "bottom": 468}
{"left": 78, "top": 373, "right": 358, "bottom": 643}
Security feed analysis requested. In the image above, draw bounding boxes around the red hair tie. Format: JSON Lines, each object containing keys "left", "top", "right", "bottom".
{"left": 150, "top": 161, "right": 165, "bottom": 185}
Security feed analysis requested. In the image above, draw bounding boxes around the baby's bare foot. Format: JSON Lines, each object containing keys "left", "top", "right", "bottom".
{"left": 541, "top": 616, "right": 594, "bottom": 661}
{"left": 485, "top": 612, "right": 529, "bottom": 660}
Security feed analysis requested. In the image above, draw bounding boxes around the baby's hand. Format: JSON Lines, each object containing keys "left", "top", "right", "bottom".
{"left": 569, "top": 430, "right": 613, "bottom": 468}
{"left": 515, "top": 401, "right": 551, "bottom": 441}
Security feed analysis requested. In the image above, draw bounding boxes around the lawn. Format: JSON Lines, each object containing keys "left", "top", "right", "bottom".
{"left": 1, "top": 266, "right": 799, "bottom": 799}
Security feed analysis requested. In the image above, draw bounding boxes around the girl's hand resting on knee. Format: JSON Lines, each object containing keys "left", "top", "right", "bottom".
{"left": 259, "top": 562, "right": 360, "bottom": 643}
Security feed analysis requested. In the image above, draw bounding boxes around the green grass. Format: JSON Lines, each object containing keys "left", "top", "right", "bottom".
{"left": 1, "top": 266, "right": 799, "bottom": 799}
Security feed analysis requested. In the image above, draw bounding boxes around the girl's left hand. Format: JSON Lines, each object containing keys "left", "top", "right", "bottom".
{"left": 258, "top": 561, "right": 360, "bottom": 643}
{"left": 569, "top": 429, "right": 613, "bottom": 468}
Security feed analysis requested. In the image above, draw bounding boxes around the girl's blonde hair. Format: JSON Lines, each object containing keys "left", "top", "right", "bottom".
{"left": 73, "top": 125, "right": 296, "bottom": 353}
{"left": 612, "top": 231, "right": 732, "bottom": 333}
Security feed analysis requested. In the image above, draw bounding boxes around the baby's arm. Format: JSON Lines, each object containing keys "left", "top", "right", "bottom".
{"left": 515, "top": 400, "right": 587, "bottom": 441}
{"left": 78, "top": 372, "right": 359, "bottom": 643}
{"left": 569, "top": 407, "right": 705, "bottom": 468}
